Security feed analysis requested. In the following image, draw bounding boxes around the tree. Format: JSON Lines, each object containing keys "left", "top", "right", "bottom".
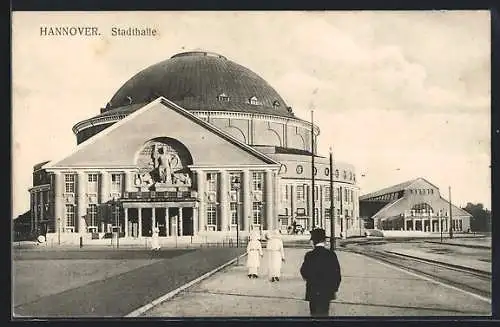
{"left": 463, "top": 203, "right": 491, "bottom": 232}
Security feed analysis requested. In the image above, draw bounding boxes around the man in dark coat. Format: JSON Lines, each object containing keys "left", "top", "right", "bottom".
{"left": 300, "top": 228, "right": 342, "bottom": 316}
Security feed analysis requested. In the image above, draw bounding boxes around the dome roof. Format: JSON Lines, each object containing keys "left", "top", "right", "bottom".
{"left": 104, "top": 51, "right": 294, "bottom": 118}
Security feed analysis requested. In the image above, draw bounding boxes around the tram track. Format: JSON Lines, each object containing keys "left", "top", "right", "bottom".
{"left": 344, "top": 244, "right": 491, "bottom": 301}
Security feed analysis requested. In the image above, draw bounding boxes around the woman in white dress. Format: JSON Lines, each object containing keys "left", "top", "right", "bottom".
{"left": 246, "top": 232, "right": 263, "bottom": 278}
{"left": 151, "top": 225, "right": 160, "bottom": 251}
{"left": 267, "top": 229, "right": 285, "bottom": 282}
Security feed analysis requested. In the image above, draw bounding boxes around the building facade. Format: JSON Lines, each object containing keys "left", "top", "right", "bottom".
{"left": 28, "top": 51, "right": 359, "bottom": 240}
{"left": 359, "top": 178, "right": 471, "bottom": 232}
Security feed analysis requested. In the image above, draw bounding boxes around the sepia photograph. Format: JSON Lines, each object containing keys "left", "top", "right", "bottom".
{"left": 11, "top": 11, "right": 491, "bottom": 318}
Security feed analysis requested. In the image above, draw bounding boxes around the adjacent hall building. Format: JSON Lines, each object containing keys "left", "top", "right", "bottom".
{"left": 359, "top": 178, "right": 472, "bottom": 232}
{"left": 28, "top": 51, "right": 360, "bottom": 241}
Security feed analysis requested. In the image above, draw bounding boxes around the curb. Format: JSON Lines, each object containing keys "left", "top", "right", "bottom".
{"left": 425, "top": 240, "right": 490, "bottom": 250}
{"left": 124, "top": 252, "right": 248, "bottom": 317}
{"left": 385, "top": 250, "right": 491, "bottom": 275}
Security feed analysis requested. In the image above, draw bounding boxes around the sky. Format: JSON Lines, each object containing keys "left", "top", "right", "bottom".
{"left": 12, "top": 11, "right": 491, "bottom": 218}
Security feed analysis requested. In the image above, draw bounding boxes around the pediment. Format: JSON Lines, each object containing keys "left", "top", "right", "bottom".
{"left": 45, "top": 98, "right": 279, "bottom": 170}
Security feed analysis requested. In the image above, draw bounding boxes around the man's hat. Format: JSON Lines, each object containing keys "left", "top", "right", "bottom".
{"left": 310, "top": 228, "right": 326, "bottom": 243}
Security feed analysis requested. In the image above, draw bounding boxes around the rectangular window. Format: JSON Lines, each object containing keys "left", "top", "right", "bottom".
{"left": 345, "top": 209, "right": 349, "bottom": 217}
{"left": 336, "top": 187, "right": 340, "bottom": 201}
{"left": 337, "top": 208, "right": 341, "bottom": 216}
{"left": 111, "top": 173, "right": 122, "bottom": 193}
{"left": 351, "top": 190, "right": 354, "bottom": 202}
{"left": 325, "top": 208, "right": 331, "bottom": 219}
{"left": 207, "top": 173, "right": 218, "bottom": 192}
{"left": 281, "top": 217, "right": 288, "bottom": 226}
{"left": 207, "top": 204, "right": 217, "bottom": 225}
{"left": 314, "top": 186, "right": 319, "bottom": 201}
{"left": 296, "top": 185, "right": 305, "bottom": 200}
{"left": 324, "top": 186, "right": 331, "bottom": 201}
{"left": 65, "top": 174, "right": 75, "bottom": 193}
{"left": 65, "top": 204, "right": 75, "bottom": 228}
{"left": 314, "top": 208, "right": 320, "bottom": 226}
{"left": 87, "top": 204, "right": 97, "bottom": 227}
{"left": 252, "top": 172, "right": 263, "bottom": 191}
{"left": 229, "top": 172, "right": 241, "bottom": 191}
{"left": 230, "top": 202, "right": 238, "bottom": 225}
{"left": 252, "top": 202, "right": 262, "bottom": 225}
{"left": 281, "top": 185, "right": 288, "bottom": 202}
{"left": 87, "top": 173, "right": 98, "bottom": 194}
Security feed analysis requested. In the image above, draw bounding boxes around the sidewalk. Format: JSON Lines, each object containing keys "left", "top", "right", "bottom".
{"left": 144, "top": 248, "right": 490, "bottom": 317}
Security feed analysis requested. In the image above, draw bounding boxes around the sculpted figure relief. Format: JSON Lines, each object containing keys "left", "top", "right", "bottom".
{"left": 135, "top": 142, "right": 192, "bottom": 190}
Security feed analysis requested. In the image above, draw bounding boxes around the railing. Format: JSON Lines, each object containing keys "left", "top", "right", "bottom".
{"left": 123, "top": 191, "right": 193, "bottom": 200}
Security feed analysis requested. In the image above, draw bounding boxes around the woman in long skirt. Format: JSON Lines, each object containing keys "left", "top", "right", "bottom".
{"left": 267, "top": 229, "right": 285, "bottom": 282}
{"left": 151, "top": 226, "right": 160, "bottom": 251}
{"left": 246, "top": 232, "right": 263, "bottom": 278}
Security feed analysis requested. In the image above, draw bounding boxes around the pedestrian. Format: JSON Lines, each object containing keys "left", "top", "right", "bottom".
{"left": 267, "top": 229, "right": 285, "bottom": 282}
{"left": 300, "top": 228, "right": 341, "bottom": 317}
{"left": 151, "top": 225, "right": 160, "bottom": 251}
{"left": 246, "top": 231, "right": 263, "bottom": 278}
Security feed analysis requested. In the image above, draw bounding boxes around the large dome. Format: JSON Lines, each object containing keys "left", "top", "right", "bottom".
{"left": 104, "top": 51, "right": 293, "bottom": 118}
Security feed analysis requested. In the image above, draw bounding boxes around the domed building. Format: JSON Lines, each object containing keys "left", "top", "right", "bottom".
{"left": 29, "top": 51, "right": 359, "bottom": 242}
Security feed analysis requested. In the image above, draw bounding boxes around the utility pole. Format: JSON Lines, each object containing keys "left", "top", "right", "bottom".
{"left": 329, "top": 147, "right": 335, "bottom": 251}
{"left": 311, "top": 110, "right": 316, "bottom": 229}
{"left": 448, "top": 186, "right": 453, "bottom": 239}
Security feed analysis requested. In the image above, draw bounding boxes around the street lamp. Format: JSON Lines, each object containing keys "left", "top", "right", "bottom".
{"left": 448, "top": 186, "right": 454, "bottom": 239}
{"left": 230, "top": 175, "right": 241, "bottom": 247}
{"left": 329, "top": 147, "right": 335, "bottom": 251}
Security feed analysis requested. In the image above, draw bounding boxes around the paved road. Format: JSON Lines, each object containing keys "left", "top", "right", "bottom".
{"left": 144, "top": 248, "right": 491, "bottom": 317}
{"left": 13, "top": 248, "right": 244, "bottom": 317}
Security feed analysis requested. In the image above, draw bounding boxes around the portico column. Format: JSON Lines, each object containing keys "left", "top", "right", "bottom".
{"left": 273, "top": 171, "right": 279, "bottom": 230}
{"left": 412, "top": 218, "right": 416, "bottom": 231}
{"left": 138, "top": 208, "right": 142, "bottom": 237}
{"left": 265, "top": 170, "right": 274, "bottom": 231}
{"left": 165, "top": 207, "right": 170, "bottom": 236}
{"left": 196, "top": 171, "right": 205, "bottom": 232}
{"left": 124, "top": 208, "right": 128, "bottom": 237}
{"left": 220, "top": 170, "right": 229, "bottom": 232}
{"left": 290, "top": 185, "right": 295, "bottom": 225}
{"left": 100, "top": 171, "right": 109, "bottom": 203}
{"left": 176, "top": 207, "right": 184, "bottom": 236}
{"left": 77, "top": 171, "right": 87, "bottom": 233}
{"left": 242, "top": 170, "right": 251, "bottom": 232}
{"left": 193, "top": 206, "right": 198, "bottom": 235}
{"left": 152, "top": 208, "right": 156, "bottom": 229}
{"left": 438, "top": 215, "right": 442, "bottom": 233}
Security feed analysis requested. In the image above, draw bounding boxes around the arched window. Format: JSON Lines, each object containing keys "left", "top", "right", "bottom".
{"left": 411, "top": 203, "right": 434, "bottom": 215}
{"left": 343, "top": 170, "right": 347, "bottom": 179}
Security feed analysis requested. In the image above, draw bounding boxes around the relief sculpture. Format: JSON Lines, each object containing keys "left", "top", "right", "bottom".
{"left": 136, "top": 140, "right": 192, "bottom": 191}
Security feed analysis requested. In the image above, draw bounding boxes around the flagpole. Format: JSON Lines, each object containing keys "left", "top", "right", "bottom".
{"left": 311, "top": 110, "right": 316, "bottom": 230}
{"left": 329, "top": 147, "right": 335, "bottom": 251}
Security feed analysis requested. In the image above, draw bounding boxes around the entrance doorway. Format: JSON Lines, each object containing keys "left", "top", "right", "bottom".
{"left": 128, "top": 208, "right": 139, "bottom": 238}
{"left": 182, "top": 208, "right": 194, "bottom": 236}
{"left": 142, "top": 208, "right": 152, "bottom": 237}
{"left": 155, "top": 208, "right": 168, "bottom": 237}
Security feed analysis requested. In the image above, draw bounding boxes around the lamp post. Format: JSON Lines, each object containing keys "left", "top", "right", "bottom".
{"left": 440, "top": 211, "right": 443, "bottom": 243}
{"left": 230, "top": 175, "right": 241, "bottom": 247}
{"left": 448, "top": 186, "right": 453, "bottom": 239}
{"left": 58, "top": 217, "right": 61, "bottom": 245}
{"left": 329, "top": 147, "right": 335, "bottom": 251}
